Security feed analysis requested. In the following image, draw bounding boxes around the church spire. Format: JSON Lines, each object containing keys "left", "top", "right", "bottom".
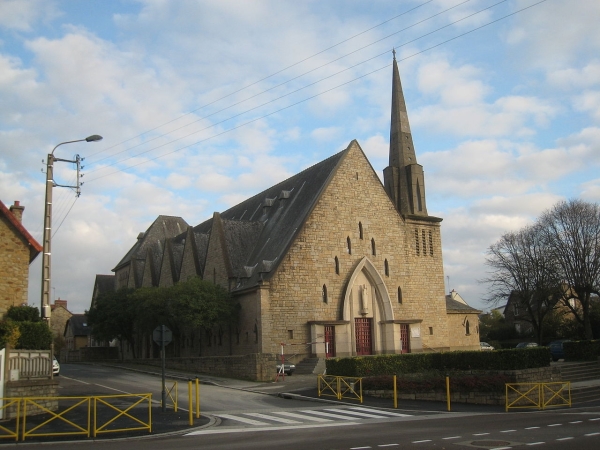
{"left": 383, "top": 51, "right": 428, "bottom": 217}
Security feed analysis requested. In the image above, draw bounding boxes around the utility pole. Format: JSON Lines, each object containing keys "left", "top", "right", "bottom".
{"left": 41, "top": 135, "right": 103, "bottom": 321}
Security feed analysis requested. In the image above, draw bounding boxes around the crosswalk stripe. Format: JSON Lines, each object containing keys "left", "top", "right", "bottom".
{"left": 216, "top": 414, "right": 270, "bottom": 426}
{"left": 244, "top": 412, "right": 302, "bottom": 424}
{"left": 271, "top": 411, "right": 333, "bottom": 422}
{"left": 298, "top": 410, "right": 361, "bottom": 421}
{"left": 324, "top": 408, "right": 388, "bottom": 419}
{"left": 349, "top": 407, "right": 412, "bottom": 417}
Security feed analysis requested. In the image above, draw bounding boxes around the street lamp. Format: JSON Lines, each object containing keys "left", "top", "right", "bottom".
{"left": 41, "top": 134, "right": 103, "bottom": 321}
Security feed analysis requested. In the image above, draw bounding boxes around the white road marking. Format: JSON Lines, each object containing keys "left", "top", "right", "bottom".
{"left": 473, "top": 433, "right": 490, "bottom": 436}
{"left": 500, "top": 429, "right": 516, "bottom": 433}
{"left": 589, "top": 418, "right": 600, "bottom": 421}
{"left": 324, "top": 408, "right": 388, "bottom": 419}
{"left": 442, "top": 436, "right": 461, "bottom": 440}
{"left": 243, "top": 412, "right": 301, "bottom": 424}
{"left": 271, "top": 411, "right": 333, "bottom": 422}
{"left": 525, "top": 426, "right": 540, "bottom": 430}
{"left": 95, "top": 384, "right": 132, "bottom": 394}
{"left": 217, "top": 414, "right": 270, "bottom": 426}
{"left": 378, "top": 445, "right": 399, "bottom": 447}
{"left": 556, "top": 437, "right": 573, "bottom": 441}
{"left": 526, "top": 443, "right": 545, "bottom": 446}
{"left": 348, "top": 407, "right": 412, "bottom": 417}
{"left": 585, "top": 432, "right": 600, "bottom": 436}
{"left": 299, "top": 410, "right": 364, "bottom": 420}
{"left": 412, "top": 440, "right": 432, "bottom": 444}
{"left": 61, "top": 376, "right": 90, "bottom": 385}
{"left": 185, "top": 422, "right": 357, "bottom": 435}
{"left": 569, "top": 421, "right": 583, "bottom": 424}
{"left": 547, "top": 423, "right": 562, "bottom": 427}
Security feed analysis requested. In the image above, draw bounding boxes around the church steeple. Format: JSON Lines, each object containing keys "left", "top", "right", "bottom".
{"left": 383, "top": 51, "right": 428, "bottom": 217}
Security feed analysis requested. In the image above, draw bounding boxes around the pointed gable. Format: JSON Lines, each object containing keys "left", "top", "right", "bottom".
{"left": 0, "top": 200, "right": 42, "bottom": 263}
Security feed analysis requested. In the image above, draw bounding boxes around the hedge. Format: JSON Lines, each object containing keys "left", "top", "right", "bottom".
{"left": 325, "top": 347, "right": 551, "bottom": 377}
{"left": 362, "top": 372, "right": 512, "bottom": 393}
{"left": 564, "top": 340, "right": 600, "bottom": 362}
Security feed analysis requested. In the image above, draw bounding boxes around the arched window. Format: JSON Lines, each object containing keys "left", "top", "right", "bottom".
{"left": 465, "top": 320, "right": 470, "bottom": 336}
{"left": 322, "top": 284, "right": 328, "bottom": 303}
{"left": 335, "top": 256, "right": 340, "bottom": 275}
{"left": 347, "top": 237, "right": 352, "bottom": 254}
{"left": 415, "top": 229, "right": 420, "bottom": 255}
{"left": 398, "top": 287, "right": 403, "bottom": 304}
{"left": 359, "top": 222, "right": 363, "bottom": 239}
{"left": 384, "top": 259, "right": 389, "bottom": 276}
{"left": 429, "top": 231, "right": 434, "bottom": 256}
{"left": 371, "top": 238, "right": 376, "bottom": 256}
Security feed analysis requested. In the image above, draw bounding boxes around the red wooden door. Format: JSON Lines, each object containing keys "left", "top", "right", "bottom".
{"left": 354, "top": 318, "right": 373, "bottom": 355}
{"left": 324, "top": 326, "right": 336, "bottom": 357}
{"left": 400, "top": 324, "right": 410, "bottom": 354}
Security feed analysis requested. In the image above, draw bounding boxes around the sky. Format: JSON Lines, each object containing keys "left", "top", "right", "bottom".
{"left": 2, "top": 0, "right": 600, "bottom": 315}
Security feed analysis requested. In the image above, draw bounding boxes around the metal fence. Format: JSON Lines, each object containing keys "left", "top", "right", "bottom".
{"left": 317, "top": 375, "right": 363, "bottom": 403}
{"left": 505, "top": 382, "right": 571, "bottom": 411}
{"left": 0, "top": 394, "right": 152, "bottom": 441}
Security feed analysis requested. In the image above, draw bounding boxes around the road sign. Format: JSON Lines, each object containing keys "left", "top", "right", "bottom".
{"left": 153, "top": 325, "right": 172, "bottom": 346}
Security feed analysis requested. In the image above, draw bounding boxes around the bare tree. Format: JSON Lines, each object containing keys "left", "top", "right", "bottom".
{"left": 539, "top": 199, "right": 600, "bottom": 340}
{"left": 483, "top": 224, "right": 562, "bottom": 344}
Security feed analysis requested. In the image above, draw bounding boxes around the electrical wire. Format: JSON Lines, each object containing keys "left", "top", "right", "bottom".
{"left": 86, "top": 0, "right": 545, "bottom": 183}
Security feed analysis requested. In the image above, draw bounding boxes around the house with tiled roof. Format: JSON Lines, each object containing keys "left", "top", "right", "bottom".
{"left": 100, "top": 56, "right": 481, "bottom": 367}
{"left": 0, "top": 200, "right": 42, "bottom": 318}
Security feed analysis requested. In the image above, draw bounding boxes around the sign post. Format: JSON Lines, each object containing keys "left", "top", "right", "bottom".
{"left": 153, "top": 325, "right": 172, "bottom": 412}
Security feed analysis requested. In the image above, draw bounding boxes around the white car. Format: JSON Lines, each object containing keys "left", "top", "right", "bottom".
{"left": 52, "top": 357, "right": 60, "bottom": 376}
{"left": 480, "top": 342, "right": 494, "bottom": 351}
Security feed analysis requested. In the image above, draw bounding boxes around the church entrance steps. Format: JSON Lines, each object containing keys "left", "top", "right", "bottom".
{"left": 294, "top": 357, "right": 326, "bottom": 375}
{"left": 557, "top": 361, "right": 600, "bottom": 383}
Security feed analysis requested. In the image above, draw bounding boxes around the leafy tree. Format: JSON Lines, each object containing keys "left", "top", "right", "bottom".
{"left": 86, "top": 288, "right": 138, "bottom": 358}
{"left": 0, "top": 305, "right": 52, "bottom": 349}
{"left": 539, "top": 199, "right": 600, "bottom": 339}
{"left": 479, "top": 309, "right": 518, "bottom": 345}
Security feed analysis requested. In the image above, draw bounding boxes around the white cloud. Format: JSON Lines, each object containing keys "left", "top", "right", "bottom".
{"left": 311, "top": 126, "right": 342, "bottom": 142}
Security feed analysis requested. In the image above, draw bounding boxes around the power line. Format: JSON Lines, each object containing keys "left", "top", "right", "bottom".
{"left": 86, "top": 0, "right": 547, "bottom": 183}
{"left": 84, "top": 0, "right": 438, "bottom": 162}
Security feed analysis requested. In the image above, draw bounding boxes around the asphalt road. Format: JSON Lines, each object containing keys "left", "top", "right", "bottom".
{"left": 8, "top": 364, "right": 600, "bottom": 449}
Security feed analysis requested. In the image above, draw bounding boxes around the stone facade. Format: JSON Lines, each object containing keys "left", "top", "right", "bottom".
{"left": 49, "top": 299, "right": 72, "bottom": 338}
{"left": 100, "top": 56, "right": 482, "bottom": 370}
{"left": 0, "top": 200, "right": 41, "bottom": 318}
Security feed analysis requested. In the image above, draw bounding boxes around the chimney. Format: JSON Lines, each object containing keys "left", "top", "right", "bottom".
{"left": 9, "top": 201, "right": 25, "bottom": 223}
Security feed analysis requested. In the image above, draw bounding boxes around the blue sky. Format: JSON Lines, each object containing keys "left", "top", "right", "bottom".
{"left": 2, "top": 0, "right": 599, "bottom": 314}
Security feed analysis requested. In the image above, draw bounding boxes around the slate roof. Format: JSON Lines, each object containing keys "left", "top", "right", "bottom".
{"left": 65, "top": 314, "right": 92, "bottom": 337}
{"left": 445, "top": 296, "right": 481, "bottom": 314}
{"left": 193, "top": 142, "right": 351, "bottom": 291}
{"left": 0, "top": 200, "right": 42, "bottom": 262}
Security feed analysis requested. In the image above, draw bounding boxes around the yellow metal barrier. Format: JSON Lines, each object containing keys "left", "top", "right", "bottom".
{"left": 21, "top": 396, "right": 91, "bottom": 440}
{"left": 93, "top": 394, "right": 152, "bottom": 437}
{"left": 166, "top": 381, "right": 178, "bottom": 411}
{"left": 0, "top": 399, "right": 20, "bottom": 441}
{"left": 506, "top": 382, "right": 571, "bottom": 411}
{"left": 317, "top": 375, "right": 362, "bottom": 403}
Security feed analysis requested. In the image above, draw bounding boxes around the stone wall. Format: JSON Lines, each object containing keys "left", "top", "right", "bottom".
{"left": 127, "top": 353, "right": 278, "bottom": 381}
{"left": 4, "top": 379, "right": 59, "bottom": 419}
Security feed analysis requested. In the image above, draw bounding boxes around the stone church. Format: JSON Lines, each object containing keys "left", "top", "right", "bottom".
{"left": 100, "top": 56, "right": 481, "bottom": 362}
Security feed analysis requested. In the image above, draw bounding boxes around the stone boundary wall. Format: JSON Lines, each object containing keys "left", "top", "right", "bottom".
{"left": 364, "top": 366, "right": 562, "bottom": 406}
{"left": 4, "top": 379, "right": 59, "bottom": 419}
{"left": 62, "top": 347, "right": 119, "bottom": 363}
{"left": 126, "top": 353, "right": 278, "bottom": 381}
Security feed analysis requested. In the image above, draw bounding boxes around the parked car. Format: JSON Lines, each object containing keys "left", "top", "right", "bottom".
{"left": 480, "top": 342, "right": 494, "bottom": 351}
{"left": 52, "top": 356, "right": 60, "bottom": 376}
{"left": 549, "top": 340, "right": 571, "bottom": 361}
{"left": 515, "top": 342, "right": 538, "bottom": 349}
{"left": 276, "top": 363, "right": 296, "bottom": 375}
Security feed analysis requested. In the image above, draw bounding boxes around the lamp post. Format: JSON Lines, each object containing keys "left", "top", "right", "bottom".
{"left": 41, "top": 135, "right": 103, "bottom": 321}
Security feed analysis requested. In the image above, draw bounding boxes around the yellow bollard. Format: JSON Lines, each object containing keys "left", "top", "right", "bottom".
{"left": 188, "top": 380, "right": 193, "bottom": 426}
{"left": 195, "top": 377, "right": 200, "bottom": 418}
{"left": 446, "top": 376, "right": 451, "bottom": 412}
{"left": 393, "top": 375, "right": 398, "bottom": 409}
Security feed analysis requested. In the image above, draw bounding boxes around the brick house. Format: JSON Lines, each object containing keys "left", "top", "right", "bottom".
{"left": 102, "top": 56, "right": 481, "bottom": 361}
{"left": 0, "top": 200, "right": 42, "bottom": 318}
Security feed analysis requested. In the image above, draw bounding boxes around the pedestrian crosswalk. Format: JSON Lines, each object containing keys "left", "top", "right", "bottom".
{"left": 214, "top": 406, "right": 411, "bottom": 427}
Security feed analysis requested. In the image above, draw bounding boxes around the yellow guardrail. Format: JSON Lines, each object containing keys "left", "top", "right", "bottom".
{"left": 166, "top": 381, "right": 178, "bottom": 412}
{"left": 1, "top": 394, "right": 153, "bottom": 441}
{"left": 317, "top": 375, "right": 363, "bottom": 403}
{"left": 506, "top": 382, "right": 571, "bottom": 411}
{"left": 0, "top": 399, "right": 21, "bottom": 441}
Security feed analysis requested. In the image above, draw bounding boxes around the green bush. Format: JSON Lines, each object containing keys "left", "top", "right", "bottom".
{"left": 362, "top": 372, "right": 512, "bottom": 393}
{"left": 564, "top": 340, "right": 600, "bottom": 361}
{"left": 16, "top": 322, "right": 53, "bottom": 350}
{"left": 326, "top": 347, "right": 550, "bottom": 377}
